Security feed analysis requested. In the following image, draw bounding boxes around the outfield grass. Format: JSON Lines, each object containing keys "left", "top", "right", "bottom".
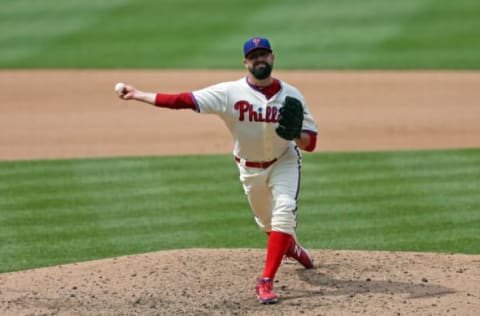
{"left": 1, "top": 149, "right": 479, "bottom": 272}
{"left": 1, "top": 0, "right": 479, "bottom": 69}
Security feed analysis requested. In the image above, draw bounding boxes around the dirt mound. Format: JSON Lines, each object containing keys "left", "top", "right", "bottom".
{"left": 1, "top": 249, "right": 478, "bottom": 315}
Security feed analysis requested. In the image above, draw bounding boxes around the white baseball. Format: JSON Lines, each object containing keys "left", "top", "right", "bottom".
{"left": 114, "top": 82, "right": 126, "bottom": 93}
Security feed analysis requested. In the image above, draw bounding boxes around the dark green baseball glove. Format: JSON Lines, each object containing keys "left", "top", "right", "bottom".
{"left": 276, "top": 96, "right": 304, "bottom": 140}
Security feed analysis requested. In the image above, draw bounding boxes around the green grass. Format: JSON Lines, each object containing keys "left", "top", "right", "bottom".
{"left": 300, "top": 149, "right": 480, "bottom": 252}
{"left": 1, "top": 148, "right": 479, "bottom": 272}
{"left": 1, "top": 0, "right": 479, "bottom": 69}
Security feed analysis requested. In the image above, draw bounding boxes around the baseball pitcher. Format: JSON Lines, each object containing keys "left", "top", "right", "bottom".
{"left": 115, "top": 37, "right": 318, "bottom": 304}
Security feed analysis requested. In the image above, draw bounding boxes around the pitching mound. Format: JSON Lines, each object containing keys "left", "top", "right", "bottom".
{"left": 1, "top": 249, "right": 479, "bottom": 315}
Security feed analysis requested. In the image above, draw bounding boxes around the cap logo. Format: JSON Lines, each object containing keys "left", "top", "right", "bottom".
{"left": 253, "top": 38, "right": 261, "bottom": 47}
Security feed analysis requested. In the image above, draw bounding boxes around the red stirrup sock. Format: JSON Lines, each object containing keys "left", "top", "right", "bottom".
{"left": 262, "top": 231, "right": 293, "bottom": 279}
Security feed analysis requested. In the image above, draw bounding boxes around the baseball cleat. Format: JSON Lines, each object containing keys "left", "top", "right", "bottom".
{"left": 285, "top": 240, "right": 314, "bottom": 269}
{"left": 255, "top": 278, "right": 279, "bottom": 304}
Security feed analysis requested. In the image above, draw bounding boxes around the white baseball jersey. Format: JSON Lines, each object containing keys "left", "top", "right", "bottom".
{"left": 192, "top": 77, "right": 317, "bottom": 162}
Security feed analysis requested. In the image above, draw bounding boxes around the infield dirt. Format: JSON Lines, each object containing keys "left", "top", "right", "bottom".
{"left": 1, "top": 70, "right": 479, "bottom": 315}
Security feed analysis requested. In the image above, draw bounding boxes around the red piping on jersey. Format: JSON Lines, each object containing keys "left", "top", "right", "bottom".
{"left": 155, "top": 92, "right": 196, "bottom": 110}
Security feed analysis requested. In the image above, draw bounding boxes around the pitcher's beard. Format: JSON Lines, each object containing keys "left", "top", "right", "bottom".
{"left": 249, "top": 62, "right": 273, "bottom": 80}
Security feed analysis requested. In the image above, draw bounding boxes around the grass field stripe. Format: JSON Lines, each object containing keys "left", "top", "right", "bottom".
{"left": 1, "top": 0, "right": 479, "bottom": 68}
{"left": 1, "top": 148, "right": 479, "bottom": 272}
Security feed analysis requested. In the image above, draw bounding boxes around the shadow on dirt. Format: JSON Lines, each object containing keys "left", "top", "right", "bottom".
{"left": 291, "top": 267, "right": 455, "bottom": 300}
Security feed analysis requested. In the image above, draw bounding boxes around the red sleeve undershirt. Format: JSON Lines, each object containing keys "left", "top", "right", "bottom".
{"left": 154, "top": 92, "right": 317, "bottom": 151}
{"left": 155, "top": 92, "right": 196, "bottom": 110}
{"left": 303, "top": 131, "right": 317, "bottom": 152}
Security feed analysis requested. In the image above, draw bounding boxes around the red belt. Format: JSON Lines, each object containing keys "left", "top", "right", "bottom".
{"left": 234, "top": 156, "right": 277, "bottom": 169}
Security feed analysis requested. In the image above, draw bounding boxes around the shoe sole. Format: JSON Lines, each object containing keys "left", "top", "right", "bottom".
{"left": 257, "top": 295, "right": 278, "bottom": 304}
